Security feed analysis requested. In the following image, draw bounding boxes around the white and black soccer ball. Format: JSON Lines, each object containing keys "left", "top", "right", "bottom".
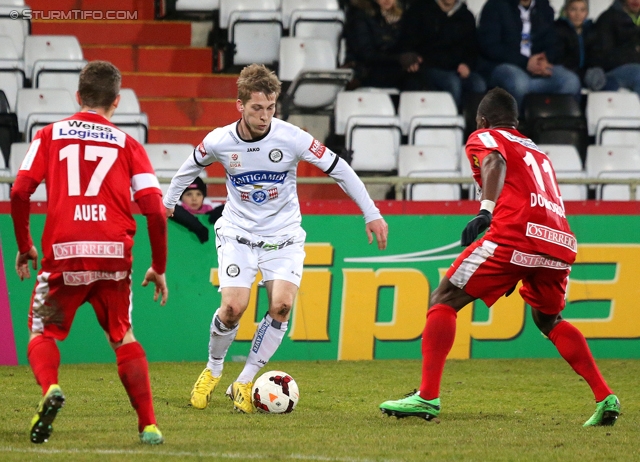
{"left": 252, "top": 370, "right": 299, "bottom": 414}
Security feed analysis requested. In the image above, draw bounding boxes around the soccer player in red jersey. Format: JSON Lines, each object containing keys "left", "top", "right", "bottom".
{"left": 379, "top": 87, "right": 620, "bottom": 427}
{"left": 10, "top": 61, "right": 168, "bottom": 445}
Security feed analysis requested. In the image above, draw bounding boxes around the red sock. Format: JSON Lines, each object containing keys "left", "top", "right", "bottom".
{"left": 116, "top": 342, "right": 156, "bottom": 432}
{"left": 548, "top": 321, "right": 613, "bottom": 402}
{"left": 419, "top": 304, "right": 457, "bottom": 400}
{"left": 27, "top": 335, "right": 60, "bottom": 394}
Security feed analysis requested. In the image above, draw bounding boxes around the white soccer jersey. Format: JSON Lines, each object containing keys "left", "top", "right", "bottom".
{"left": 164, "top": 118, "right": 381, "bottom": 236}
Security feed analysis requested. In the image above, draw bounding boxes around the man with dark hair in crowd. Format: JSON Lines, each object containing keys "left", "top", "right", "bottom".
{"left": 397, "top": 0, "right": 486, "bottom": 111}
{"left": 477, "top": 0, "right": 581, "bottom": 109}
{"left": 590, "top": 0, "right": 640, "bottom": 95}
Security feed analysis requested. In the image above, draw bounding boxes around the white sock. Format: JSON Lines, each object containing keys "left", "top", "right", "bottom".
{"left": 236, "top": 313, "right": 288, "bottom": 384}
{"left": 206, "top": 308, "right": 238, "bottom": 377}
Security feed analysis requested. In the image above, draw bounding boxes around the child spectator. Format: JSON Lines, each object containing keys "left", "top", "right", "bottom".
{"left": 170, "top": 176, "right": 224, "bottom": 243}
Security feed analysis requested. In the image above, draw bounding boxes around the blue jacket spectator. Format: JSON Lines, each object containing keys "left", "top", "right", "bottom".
{"left": 478, "top": 0, "right": 581, "bottom": 109}
{"left": 398, "top": 0, "right": 486, "bottom": 111}
{"left": 590, "top": 0, "right": 640, "bottom": 95}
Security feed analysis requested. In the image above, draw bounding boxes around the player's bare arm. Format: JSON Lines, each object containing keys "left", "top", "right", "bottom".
{"left": 366, "top": 218, "right": 389, "bottom": 250}
{"left": 165, "top": 207, "right": 175, "bottom": 218}
{"left": 15, "top": 246, "right": 38, "bottom": 281}
{"left": 142, "top": 267, "right": 168, "bottom": 306}
{"left": 461, "top": 151, "right": 506, "bottom": 246}
{"left": 479, "top": 151, "right": 506, "bottom": 202}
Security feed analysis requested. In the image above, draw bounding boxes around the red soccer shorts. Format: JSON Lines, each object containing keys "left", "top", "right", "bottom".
{"left": 446, "top": 238, "right": 571, "bottom": 314}
{"left": 28, "top": 270, "right": 133, "bottom": 343}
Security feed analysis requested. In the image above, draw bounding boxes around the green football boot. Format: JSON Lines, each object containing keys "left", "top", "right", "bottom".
{"left": 139, "top": 424, "right": 164, "bottom": 445}
{"left": 30, "top": 384, "right": 65, "bottom": 444}
{"left": 379, "top": 391, "right": 440, "bottom": 421}
{"left": 583, "top": 394, "right": 620, "bottom": 427}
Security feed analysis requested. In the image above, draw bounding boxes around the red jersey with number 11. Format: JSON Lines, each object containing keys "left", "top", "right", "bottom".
{"left": 465, "top": 128, "right": 577, "bottom": 265}
{"left": 15, "top": 112, "right": 162, "bottom": 272}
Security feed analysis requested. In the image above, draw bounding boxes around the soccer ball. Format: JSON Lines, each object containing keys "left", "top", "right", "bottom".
{"left": 252, "top": 370, "right": 299, "bottom": 414}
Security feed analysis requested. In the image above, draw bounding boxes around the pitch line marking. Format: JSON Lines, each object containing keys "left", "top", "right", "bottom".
{"left": 0, "top": 446, "right": 398, "bottom": 462}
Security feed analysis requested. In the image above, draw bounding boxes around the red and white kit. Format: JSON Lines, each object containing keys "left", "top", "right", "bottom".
{"left": 11, "top": 112, "right": 166, "bottom": 341}
{"left": 448, "top": 128, "right": 577, "bottom": 313}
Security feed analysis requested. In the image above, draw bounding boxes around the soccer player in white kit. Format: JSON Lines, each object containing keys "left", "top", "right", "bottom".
{"left": 163, "top": 64, "right": 389, "bottom": 413}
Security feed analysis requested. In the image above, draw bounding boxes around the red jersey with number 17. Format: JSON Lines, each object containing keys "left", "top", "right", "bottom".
{"left": 15, "top": 112, "right": 162, "bottom": 273}
{"left": 465, "top": 128, "right": 577, "bottom": 265}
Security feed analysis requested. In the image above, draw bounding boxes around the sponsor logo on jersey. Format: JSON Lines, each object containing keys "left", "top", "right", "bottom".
{"left": 252, "top": 320, "right": 270, "bottom": 353}
{"left": 230, "top": 152, "right": 241, "bottom": 168}
{"left": 230, "top": 170, "right": 287, "bottom": 187}
{"left": 247, "top": 147, "right": 260, "bottom": 152}
{"left": 526, "top": 222, "right": 577, "bottom": 252}
{"left": 472, "top": 154, "right": 479, "bottom": 168}
{"left": 269, "top": 149, "right": 283, "bottom": 163}
{"left": 510, "top": 251, "right": 571, "bottom": 269}
{"left": 478, "top": 132, "right": 498, "bottom": 148}
{"left": 228, "top": 130, "right": 240, "bottom": 144}
{"left": 53, "top": 120, "right": 125, "bottom": 147}
{"left": 496, "top": 129, "right": 544, "bottom": 153}
{"left": 197, "top": 142, "right": 207, "bottom": 157}
{"left": 309, "top": 139, "right": 326, "bottom": 158}
{"left": 63, "top": 270, "right": 128, "bottom": 286}
{"left": 20, "top": 138, "right": 41, "bottom": 171}
{"left": 240, "top": 188, "right": 273, "bottom": 206}
{"left": 226, "top": 264, "right": 240, "bottom": 277}
{"left": 52, "top": 241, "right": 124, "bottom": 259}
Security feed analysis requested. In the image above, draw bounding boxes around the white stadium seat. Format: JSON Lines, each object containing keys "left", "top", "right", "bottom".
{"left": 334, "top": 90, "right": 395, "bottom": 136}
{"left": 219, "top": 0, "right": 282, "bottom": 66}
{"left": 398, "top": 145, "right": 461, "bottom": 200}
{"left": 144, "top": 143, "right": 195, "bottom": 194}
{"left": 586, "top": 91, "right": 640, "bottom": 136}
{"left": 16, "top": 88, "right": 76, "bottom": 138}
{"left": 23, "top": 35, "right": 85, "bottom": 83}
{"left": 345, "top": 115, "right": 402, "bottom": 172}
{"left": 0, "top": 35, "right": 25, "bottom": 111}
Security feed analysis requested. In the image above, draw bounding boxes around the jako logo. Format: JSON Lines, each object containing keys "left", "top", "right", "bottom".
{"left": 247, "top": 147, "right": 260, "bottom": 152}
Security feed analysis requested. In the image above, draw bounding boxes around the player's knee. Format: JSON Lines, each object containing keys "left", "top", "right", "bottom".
{"left": 219, "top": 303, "right": 246, "bottom": 324}
{"left": 531, "top": 309, "right": 561, "bottom": 336}
{"left": 269, "top": 301, "right": 292, "bottom": 320}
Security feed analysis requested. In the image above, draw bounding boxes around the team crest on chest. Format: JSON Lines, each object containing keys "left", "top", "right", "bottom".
{"left": 269, "top": 148, "right": 283, "bottom": 163}
{"left": 241, "top": 187, "right": 279, "bottom": 205}
{"left": 230, "top": 152, "right": 241, "bottom": 168}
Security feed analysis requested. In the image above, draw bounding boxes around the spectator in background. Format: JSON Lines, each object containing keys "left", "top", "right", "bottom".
{"left": 398, "top": 0, "right": 487, "bottom": 111}
{"left": 554, "top": 0, "right": 617, "bottom": 91}
{"left": 590, "top": 0, "right": 640, "bottom": 95}
{"left": 477, "top": 0, "right": 581, "bottom": 110}
{"left": 169, "top": 176, "right": 224, "bottom": 244}
{"left": 344, "top": 0, "right": 406, "bottom": 90}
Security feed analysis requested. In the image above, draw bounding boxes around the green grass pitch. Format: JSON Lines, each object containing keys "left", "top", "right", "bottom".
{"left": 0, "top": 359, "right": 638, "bottom": 461}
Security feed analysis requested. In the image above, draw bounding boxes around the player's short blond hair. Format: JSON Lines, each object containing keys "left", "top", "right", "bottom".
{"left": 237, "top": 64, "right": 281, "bottom": 104}
{"left": 78, "top": 61, "right": 121, "bottom": 110}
